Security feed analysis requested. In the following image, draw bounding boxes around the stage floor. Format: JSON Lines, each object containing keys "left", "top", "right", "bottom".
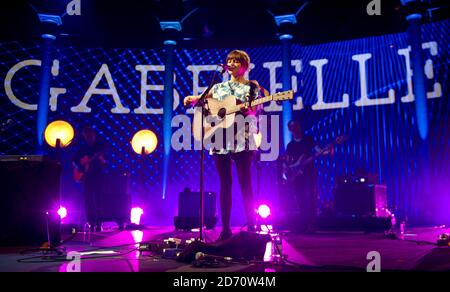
{"left": 0, "top": 225, "right": 449, "bottom": 272}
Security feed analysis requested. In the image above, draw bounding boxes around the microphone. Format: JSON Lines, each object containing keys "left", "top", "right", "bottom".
{"left": 218, "top": 63, "right": 228, "bottom": 74}
{"left": 195, "top": 252, "right": 232, "bottom": 262}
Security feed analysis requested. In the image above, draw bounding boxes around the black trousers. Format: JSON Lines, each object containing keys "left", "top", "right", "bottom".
{"left": 213, "top": 151, "right": 255, "bottom": 231}
{"left": 283, "top": 169, "right": 318, "bottom": 232}
{"left": 83, "top": 173, "right": 104, "bottom": 227}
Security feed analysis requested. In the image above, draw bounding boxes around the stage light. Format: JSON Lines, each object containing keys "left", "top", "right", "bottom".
{"left": 131, "top": 130, "right": 158, "bottom": 155}
{"left": 57, "top": 206, "right": 67, "bottom": 219}
{"left": 254, "top": 131, "right": 262, "bottom": 148}
{"left": 264, "top": 242, "right": 273, "bottom": 262}
{"left": 400, "top": 0, "right": 418, "bottom": 6}
{"left": 257, "top": 204, "right": 271, "bottom": 219}
{"left": 44, "top": 120, "right": 74, "bottom": 148}
{"left": 256, "top": 204, "right": 273, "bottom": 234}
{"left": 79, "top": 250, "right": 117, "bottom": 256}
{"left": 130, "top": 207, "right": 144, "bottom": 225}
{"left": 261, "top": 225, "right": 273, "bottom": 232}
{"left": 131, "top": 230, "right": 144, "bottom": 246}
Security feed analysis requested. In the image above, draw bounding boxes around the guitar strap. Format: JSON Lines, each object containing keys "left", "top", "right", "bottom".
{"left": 247, "top": 81, "right": 259, "bottom": 151}
{"left": 249, "top": 81, "right": 262, "bottom": 150}
{"left": 248, "top": 80, "right": 258, "bottom": 105}
{"left": 227, "top": 81, "right": 235, "bottom": 94}
{"left": 226, "top": 82, "right": 238, "bottom": 151}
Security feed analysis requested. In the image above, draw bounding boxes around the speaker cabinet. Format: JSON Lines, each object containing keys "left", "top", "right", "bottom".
{"left": 334, "top": 183, "right": 388, "bottom": 217}
{"left": 98, "top": 172, "right": 131, "bottom": 226}
{"left": 316, "top": 215, "right": 392, "bottom": 232}
{"left": 0, "top": 155, "right": 62, "bottom": 246}
{"left": 174, "top": 191, "right": 217, "bottom": 230}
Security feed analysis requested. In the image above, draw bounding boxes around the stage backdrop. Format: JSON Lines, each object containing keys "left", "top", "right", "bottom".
{"left": 1, "top": 20, "right": 449, "bottom": 227}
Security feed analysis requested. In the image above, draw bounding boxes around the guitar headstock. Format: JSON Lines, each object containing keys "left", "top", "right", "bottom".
{"left": 272, "top": 90, "right": 294, "bottom": 101}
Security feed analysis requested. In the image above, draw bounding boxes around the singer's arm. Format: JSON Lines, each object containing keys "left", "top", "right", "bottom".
{"left": 183, "top": 92, "right": 212, "bottom": 107}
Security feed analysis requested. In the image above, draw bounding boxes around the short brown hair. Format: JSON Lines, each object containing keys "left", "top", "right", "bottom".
{"left": 226, "top": 50, "right": 250, "bottom": 70}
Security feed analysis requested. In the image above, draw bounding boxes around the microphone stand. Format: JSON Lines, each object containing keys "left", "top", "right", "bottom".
{"left": 192, "top": 66, "right": 224, "bottom": 242}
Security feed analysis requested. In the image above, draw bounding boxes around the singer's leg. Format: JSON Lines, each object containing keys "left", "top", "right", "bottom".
{"left": 213, "top": 154, "right": 233, "bottom": 238}
{"left": 234, "top": 151, "right": 256, "bottom": 231}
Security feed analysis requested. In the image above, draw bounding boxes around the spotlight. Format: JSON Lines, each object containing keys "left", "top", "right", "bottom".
{"left": 257, "top": 204, "right": 271, "bottom": 219}
{"left": 255, "top": 204, "right": 278, "bottom": 236}
{"left": 44, "top": 120, "right": 74, "bottom": 148}
{"left": 400, "top": 0, "right": 417, "bottom": 5}
{"left": 131, "top": 230, "right": 144, "bottom": 246}
{"left": 130, "top": 207, "right": 144, "bottom": 225}
{"left": 126, "top": 207, "right": 144, "bottom": 230}
{"left": 131, "top": 130, "right": 158, "bottom": 155}
{"left": 57, "top": 206, "right": 67, "bottom": 219}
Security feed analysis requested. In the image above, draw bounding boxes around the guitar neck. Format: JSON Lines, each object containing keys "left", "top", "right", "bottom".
{"left": 229, "top": 95, "right": 274, "bottom": 114}
{"left": 313, "top": 142, "right": 336, "bottom": 159}
{"left": 297, "top": 147, "right": 326, "bottom": 167}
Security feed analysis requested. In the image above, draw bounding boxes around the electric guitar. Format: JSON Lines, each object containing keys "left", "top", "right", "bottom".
{"left": 282, "top": 135, "right": 348, "bottom": 183}
{"left": 73, "top": 152, "right": 104, "bottom": 182}
{"left": 193, "top": 90, "right": 293, "bottom": 141}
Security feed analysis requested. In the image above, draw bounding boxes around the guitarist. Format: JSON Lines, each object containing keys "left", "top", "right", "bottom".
{"left": 72, "top": 126, "right": 106, "bottom": 232}
{"left": 282, "top": 120, "right": 333, "bottom": 233}
{"left": 183, "top": 50, "right": 262, "bottom": 241}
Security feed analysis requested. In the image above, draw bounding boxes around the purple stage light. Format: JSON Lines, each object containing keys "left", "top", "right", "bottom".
{"left": 131, "top": 230, "right": 144, "bottom": 244}
{"left": 57, "top": 206, "right": 67, "bottom": 219}
{"left": 257, "top": 204, "right": 271, "bottom": 219}
{"left": 130, "top": 207, "right": 144, "bottom": 225}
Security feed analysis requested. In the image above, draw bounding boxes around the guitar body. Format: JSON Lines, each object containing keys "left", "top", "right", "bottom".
{"left": 193, "top": 95, "right": 237, "bottom": 141}
{"left": 282, "top": 135, "right": 348, "bottom": 184}
{"left": 73, "top": 154, "right": 100, "bottom": 183}
{"left": 282, "top": 154, "right": 310, "bottom": 183}
{"left": 206, "top": 95, "right": 238, "bottom": 117}
{"left": 73, "top": 155, "right": 89, "bottom": 182}
{"left": 73, "top": 168, "right": 84, "bottom": 183}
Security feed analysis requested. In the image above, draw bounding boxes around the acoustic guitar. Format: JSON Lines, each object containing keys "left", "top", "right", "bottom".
{"left": 193, "top": 90, "right": 293, "bottom": 141}
{"left": 73, "top": 152, "right": 104, "bottom": 182}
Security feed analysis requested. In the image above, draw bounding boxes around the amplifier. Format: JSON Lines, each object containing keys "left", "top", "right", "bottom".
{"left": 334, "top": 183, "right": 388, "bottom": 217}
{"left": 177, "top": 191, "right": 217, "bottom": 218}
{"left": 174, "top": 190, "right": 217, "bottom": 230}
{"left": 0, "top": 155, "right": 62, "bottom": 246}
